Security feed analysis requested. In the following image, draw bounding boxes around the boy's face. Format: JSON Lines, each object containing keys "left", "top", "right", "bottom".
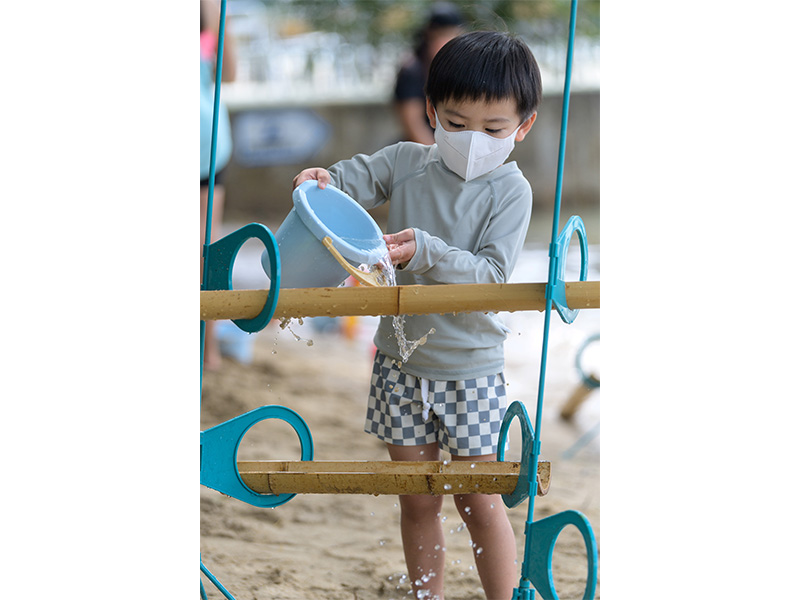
{"left": 426, "top": 97, "right": 537, "bottom": 142}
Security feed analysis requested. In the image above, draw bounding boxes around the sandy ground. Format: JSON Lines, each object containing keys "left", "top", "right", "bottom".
{"left": 200, "top": 295, "right": 601, "bottom": 600}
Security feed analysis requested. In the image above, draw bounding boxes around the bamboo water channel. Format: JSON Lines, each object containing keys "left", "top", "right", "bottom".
{"left": 200, "top": 281, "right": 599, "bottom": 321}
{"left": 202, "top": 281, "right": 598, "bottom": 496}
{"left": 238, "top": 461, "right": 551, "bottom": 496}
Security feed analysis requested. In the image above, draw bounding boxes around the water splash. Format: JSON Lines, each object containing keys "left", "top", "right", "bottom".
{"left": 278, "top": 317, "right": 314, "bottom": 346}
{"left": 367, "top": 251, "right": 435, "bottom": 362}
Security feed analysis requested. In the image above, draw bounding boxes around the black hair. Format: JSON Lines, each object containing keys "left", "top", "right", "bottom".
{"left": 425, "top": 31, "right": 542, "bottom": 121}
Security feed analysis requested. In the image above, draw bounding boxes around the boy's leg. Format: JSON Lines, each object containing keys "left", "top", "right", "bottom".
{"left": 452, "top": 453, "right": 518, "bottom": 600}
{"left": 387, "top": 442, "right": 446, "bottom": 600}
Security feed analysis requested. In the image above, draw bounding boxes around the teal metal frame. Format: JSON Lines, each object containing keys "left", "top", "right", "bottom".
{"left": 199, "top": 0, "right": 599, "bottom": 597}
{"left": 496, "top": 1, "right": 599, "bottom": 597}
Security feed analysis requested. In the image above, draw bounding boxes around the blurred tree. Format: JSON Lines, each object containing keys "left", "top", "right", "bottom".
{"left": 261, "top": 0, "right": 598, "bottom": 47}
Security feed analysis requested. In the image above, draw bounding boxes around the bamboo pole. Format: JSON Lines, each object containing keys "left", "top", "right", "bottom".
{"left": 237, "top": 460, "right": 550, "bottom": 496}
{"left": 200, "top": 281, "right": 599, "bottom": 321}
{"left": 559, "top": 377, "right": 599, "bottom": 421}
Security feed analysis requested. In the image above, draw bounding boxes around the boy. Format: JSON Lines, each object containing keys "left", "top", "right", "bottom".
{"left": 294, "top": 30, "right": 541, "bottom": 600}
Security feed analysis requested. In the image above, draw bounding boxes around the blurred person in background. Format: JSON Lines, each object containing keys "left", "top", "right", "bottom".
{"left": 393, "top": 2, "right": 464, "bottom": 144}
{"left": 201, "top": 0, "right": 237, "bottom": 370}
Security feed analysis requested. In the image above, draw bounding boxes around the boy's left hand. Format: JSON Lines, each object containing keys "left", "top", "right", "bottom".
{"left": 384, "top": 229, "right": 416, "bottom": 267}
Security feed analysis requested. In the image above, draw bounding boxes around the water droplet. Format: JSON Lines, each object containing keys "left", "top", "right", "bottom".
{"left": 443, "top": 484, "right": 451, "bottom": 491}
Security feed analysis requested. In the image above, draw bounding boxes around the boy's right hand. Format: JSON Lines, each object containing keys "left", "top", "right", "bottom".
{"left": 293, "top": 168, "right": 331, "bottom": 190}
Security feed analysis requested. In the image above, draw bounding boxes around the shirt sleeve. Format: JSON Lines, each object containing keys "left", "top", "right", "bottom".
{"left": 327, "top": 145, "right": 400, "bottom": 211}
{"left": 401, "top": 177, "right": 532, "bottom": 284}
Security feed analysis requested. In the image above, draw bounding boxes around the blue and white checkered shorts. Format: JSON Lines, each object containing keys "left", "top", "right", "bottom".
{"left": 364, "top": 351, "right": 508, "bottom": 457}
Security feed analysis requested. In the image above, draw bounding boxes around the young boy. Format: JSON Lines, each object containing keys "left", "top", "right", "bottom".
{"left": 294, "top": 30, "right": 542, "bottom": 600}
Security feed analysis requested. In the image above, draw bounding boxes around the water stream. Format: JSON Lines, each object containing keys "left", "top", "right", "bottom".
{"left": 366, "top": 253, "right": 435, "bottom": 363}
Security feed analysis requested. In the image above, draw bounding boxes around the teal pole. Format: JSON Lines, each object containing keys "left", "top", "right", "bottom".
{"left": 200, "top": 0, "right": 228, "bottom": 390}
{"left": 200, "top": 3, "right": 233, "bottom": 598}
{"left": 513, "top": 0, "right": 578, "bottom": 596}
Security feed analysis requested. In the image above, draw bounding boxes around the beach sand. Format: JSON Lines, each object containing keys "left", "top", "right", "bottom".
{"left": 200, "top": 307, "right": 600, "bottom": 599}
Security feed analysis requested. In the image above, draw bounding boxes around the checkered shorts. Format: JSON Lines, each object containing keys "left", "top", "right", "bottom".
{"left": 364, "top": 351, "right": 508, "bottom": 457}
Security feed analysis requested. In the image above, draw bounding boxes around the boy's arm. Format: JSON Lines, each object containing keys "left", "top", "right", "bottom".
{"left": 327, "top": 145, "right": 402, "bottom": 210}
{"left": 402, "top": 183, "right": 532, "bottom": 284}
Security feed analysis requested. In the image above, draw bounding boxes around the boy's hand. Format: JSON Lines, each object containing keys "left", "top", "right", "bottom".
{"left": 293, "top": 168, "right": 331, "bottom": 190}
{"left": 384, "top": 229, "right": 416, "bottom": 267}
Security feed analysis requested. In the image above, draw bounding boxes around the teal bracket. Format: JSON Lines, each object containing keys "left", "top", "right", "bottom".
{"left": 203, "top": 222, "right": 281, "bottom": 333}
{"left": 201, "top": 405, "right": 314, "bottom": 508}
{"left": 498, "top": 401, "right": 537, "bottom": 509}
{"left": 521, "top": 510, "right": 598, "bottom": 600}
{"left": 551, "top": 215, "right": 589, "bottom": 325}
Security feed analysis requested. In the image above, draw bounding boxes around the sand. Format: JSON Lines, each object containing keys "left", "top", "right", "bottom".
{"left": 200, "top": 307, "right": 600, "bottom": 600}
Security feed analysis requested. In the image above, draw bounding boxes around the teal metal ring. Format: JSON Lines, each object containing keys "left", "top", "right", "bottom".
{"left": 497, "top": 401, "right": 536, "bottom": 509}
{"left": 204, "top": 222, "right": 281, "bottom": 333}
{"left": 524, "top": 510, "right": 598, "bottom": 600}
{"left": 575, "top": 333, "right": 600, "bottom": 389}
{"left": 551, "top": 215, "right": 589, "bottom": 324}
{"left": 200, "top": 405, "right": 314, "bottom": 508}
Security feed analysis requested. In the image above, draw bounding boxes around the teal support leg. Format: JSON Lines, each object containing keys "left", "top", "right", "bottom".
{"left": 201, "top": 557, "right": 237, "bottom": 600}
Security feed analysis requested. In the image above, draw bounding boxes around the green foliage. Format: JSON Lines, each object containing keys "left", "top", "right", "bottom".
{"left": 262, "top": 0, "right": 599, "bottom": 47}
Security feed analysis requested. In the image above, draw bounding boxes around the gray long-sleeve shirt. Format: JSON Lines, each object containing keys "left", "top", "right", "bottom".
{"left": 328, "top": 141, "right": 532, "bottom": 380}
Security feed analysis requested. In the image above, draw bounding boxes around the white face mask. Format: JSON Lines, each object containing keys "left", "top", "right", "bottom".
{"left": 434, "top": 111, "right": 521, "bottom": 181}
